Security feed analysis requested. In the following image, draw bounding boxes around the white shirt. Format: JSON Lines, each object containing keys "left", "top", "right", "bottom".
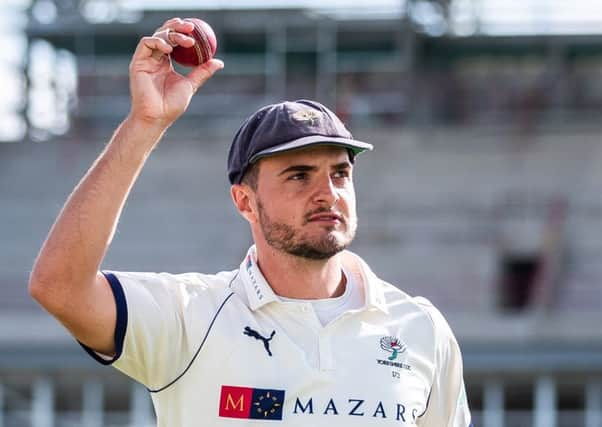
{"left": 82, "top": 246, "right": 472, "bottom": 427}
{"left": 279, "top": 269, "right": 363, "bottom": 326}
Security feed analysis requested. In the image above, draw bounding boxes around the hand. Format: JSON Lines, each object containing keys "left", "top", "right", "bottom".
{"left": 128, "top": 17, "right": 224, "bottom": 127}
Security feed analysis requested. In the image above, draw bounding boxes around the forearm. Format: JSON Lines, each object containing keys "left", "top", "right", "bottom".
{"left": 30, "top": 116, "right": 167, "bottom": 308}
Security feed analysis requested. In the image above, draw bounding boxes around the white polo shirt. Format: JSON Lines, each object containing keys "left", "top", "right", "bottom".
{"left": 83, "top": 246, "right": 472, "bottom": 427}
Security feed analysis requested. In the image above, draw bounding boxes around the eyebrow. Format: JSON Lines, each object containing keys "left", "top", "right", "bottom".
{"left": 278, "top": 165, "right": 316, "bottom": 176}
{"left": 277, "top": 161, "right": 351, "bottom": 176}
{"left": 333, "top": 161, "right": 352, "bottom": 170}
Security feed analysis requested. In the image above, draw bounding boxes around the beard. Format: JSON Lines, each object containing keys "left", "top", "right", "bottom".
{"left": 257, "top": 200, "right": 357, "bottom": 260}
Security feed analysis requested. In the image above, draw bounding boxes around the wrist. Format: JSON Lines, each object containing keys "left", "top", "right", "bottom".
{"left": 109, "top": 115, "right": 169, "bottom": 161}
{"left": 123, "top": 113, "right": 171, "bottom": 136}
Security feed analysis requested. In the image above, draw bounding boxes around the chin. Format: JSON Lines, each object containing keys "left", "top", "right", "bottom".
{"left": 283, "top": 235, "right": 352, "bottom": 261}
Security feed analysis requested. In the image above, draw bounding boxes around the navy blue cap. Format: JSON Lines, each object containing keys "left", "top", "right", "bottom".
{"left": 227, "top": 99, "right": 373, "bottom": 184}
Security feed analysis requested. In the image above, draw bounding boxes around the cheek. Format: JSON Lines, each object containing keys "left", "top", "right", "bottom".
{"left": 260, "top": 183, "right": 309, "bottom": 210}
{"left": 339, "top": 188, "right": 357, "bottom": 213}
{"left": 257, "top": 192, "right": 301, "bottom": 222}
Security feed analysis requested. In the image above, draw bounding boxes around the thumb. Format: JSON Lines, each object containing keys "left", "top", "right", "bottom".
{"left": 186, "top": 58, "right": 225, "bottom": 93}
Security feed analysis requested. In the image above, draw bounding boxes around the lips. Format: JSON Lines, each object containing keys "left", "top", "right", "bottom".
{"left": 306, "top": 211, "right": 344, "bottom": 223}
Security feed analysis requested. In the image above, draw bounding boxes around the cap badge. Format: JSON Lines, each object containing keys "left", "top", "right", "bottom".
{"left": 291, "top": 109, "right": 322, "bottom": 125}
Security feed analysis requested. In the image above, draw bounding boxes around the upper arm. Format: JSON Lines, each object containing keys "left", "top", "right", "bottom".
{"left": 417, "top": 336, "right": 470, "bottom": 427}
{"left": 415, "top": 299, "right": 472, "bottom": 427}
{"left": 33, "top": 267, "right": 223, "bottom": 388}
{"left": 52, "top": 272, "right": 118, "bottom": 356}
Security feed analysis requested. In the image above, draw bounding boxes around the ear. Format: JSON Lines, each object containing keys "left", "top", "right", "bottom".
{"left": 230, "top": 184, "right": 258, "bottom": 224}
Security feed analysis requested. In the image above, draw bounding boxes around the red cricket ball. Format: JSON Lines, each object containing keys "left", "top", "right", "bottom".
{"left": 171, "top": 18, "right": 217, "bottom": 67}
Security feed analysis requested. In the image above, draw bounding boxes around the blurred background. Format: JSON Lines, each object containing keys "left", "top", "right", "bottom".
{"left": 2, "top": 0, "right": 602, "bottom": 426}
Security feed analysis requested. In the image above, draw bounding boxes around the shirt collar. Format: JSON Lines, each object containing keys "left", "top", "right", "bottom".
{"left": 341, "top": 251, "right": 389, "bottom": 314}
{"left": 238, "top": 246, "right": 280, "bottom": 311}
{"left": 237, "top": 246, "right": 389, "bottom": 314}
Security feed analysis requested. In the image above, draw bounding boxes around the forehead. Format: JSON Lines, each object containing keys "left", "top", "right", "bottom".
{"left": 258, "top": 145, "right": 352, "bottom": 169}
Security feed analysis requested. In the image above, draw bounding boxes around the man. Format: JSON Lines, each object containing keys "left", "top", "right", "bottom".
{"left": 29, "top": 18, "right": 472, "bottom": 426}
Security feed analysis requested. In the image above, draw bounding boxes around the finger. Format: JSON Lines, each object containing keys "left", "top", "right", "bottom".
{"left": 166, "top": 30, "right": 196, "bottom": 48}
{"left": 160, "top": 17, "right": 184, "bottom": 28}
{"left": 186, "top": 58, "right": 225, "bottom": 92}
{"left": 153, "top": 28, "right": 177, "bottom": 47}
{"left": 153, "top": 27, "right": 196, "bottom": 51}
{"left": 156, "top": 18, "right": 195, "bottom": 35}
{"left": 132, "top": 36, "right": 173, "bottom": 63}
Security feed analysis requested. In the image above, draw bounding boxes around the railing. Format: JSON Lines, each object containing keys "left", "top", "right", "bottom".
{"left": 2, "top": 375, "right": 602, "bottom": 427}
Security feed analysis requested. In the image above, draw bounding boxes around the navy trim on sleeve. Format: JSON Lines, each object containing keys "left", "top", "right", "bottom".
{"left": 78, "top": 272, "right": 128, "bottom": 366}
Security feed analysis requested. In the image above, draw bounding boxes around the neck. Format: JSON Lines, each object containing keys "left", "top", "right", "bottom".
{"left": 254, "top": 244, "right": 346, "bottom": 299}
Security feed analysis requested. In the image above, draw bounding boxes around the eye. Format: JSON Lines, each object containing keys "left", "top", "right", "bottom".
{"left": 333, "top": 169, "right": 350, "bottom": 179}
{"left": 288, "top": 172, "right": 308, "bottom": 181}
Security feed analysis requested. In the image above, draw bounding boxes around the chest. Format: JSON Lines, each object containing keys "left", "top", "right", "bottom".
{"left": 159, "top": 302, "right": 435, "bottom": 426}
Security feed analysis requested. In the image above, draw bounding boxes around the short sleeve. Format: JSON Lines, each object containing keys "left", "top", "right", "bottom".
{"left": 415, "top": 298, "right": 472, "bottom": 427}
{"left": 81, "top": 270, "right": 210, "bottom": 389}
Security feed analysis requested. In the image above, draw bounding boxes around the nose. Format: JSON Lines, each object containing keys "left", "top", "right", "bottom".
{"left": 312, "top": 174, "right": 340, "bottom": 206}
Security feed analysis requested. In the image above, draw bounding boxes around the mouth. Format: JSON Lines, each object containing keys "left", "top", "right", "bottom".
{"left": 306, "top": 212, "right": 344, "bottom": 225}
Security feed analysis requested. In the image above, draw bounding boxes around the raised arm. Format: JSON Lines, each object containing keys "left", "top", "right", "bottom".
{"left": 29, "top": 18, "right": 224, "bottom": 355}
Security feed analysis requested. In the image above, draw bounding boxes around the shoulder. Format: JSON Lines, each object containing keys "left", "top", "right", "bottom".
{"left": 411, "top": 295, "right": 462, "bottom": 362}
{"left": 168, "top": 269, "right": 240, "bottom": 291}
{"left": 347, "top": 251, "right": 450, "bottom": 334}
{"left": 412, "top": 296, "right": 455, "bottom": 336}
{"left": 105, "top": 269, "right": 240, "bottom": 307}
{"left": 348, "top": 251, "right": 458, "bottom": 345}
{"left": 108, "top": 268, "right": 238, "bottom": 287}
{"left": 378, "top": 281, "right": 457, "bottom": 345}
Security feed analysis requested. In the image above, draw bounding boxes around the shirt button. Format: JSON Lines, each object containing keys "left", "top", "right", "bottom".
{"left": 301, "top": 305, "right": 310, "bottom": 312}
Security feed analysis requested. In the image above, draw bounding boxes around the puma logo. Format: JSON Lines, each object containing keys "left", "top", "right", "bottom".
{"left": 243, "top": 326, "right": 276, "bottom": 357}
